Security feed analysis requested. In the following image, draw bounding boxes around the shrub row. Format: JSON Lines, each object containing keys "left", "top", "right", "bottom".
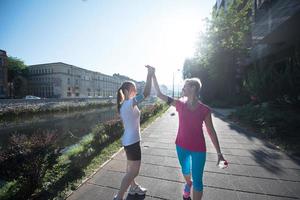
{"left": 0, "top": 103, "right": 166, "bottom": 200}
{"left": 230, "top": 103, "right": 300, "bottom": 154}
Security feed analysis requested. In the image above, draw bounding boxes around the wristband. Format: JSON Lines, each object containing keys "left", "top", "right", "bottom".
{"left": 167, "top": 96, "right": 174, "bottom": 105}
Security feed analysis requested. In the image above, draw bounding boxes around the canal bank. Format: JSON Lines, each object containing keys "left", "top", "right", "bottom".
{"left": 0, "top": 105, "right": 117, "bottom": 149}
{"left": 0, "top": 103, "right": 168, "bottom": 200}
{"left": 0, "top": 97, "right": 115, "bottom": 121}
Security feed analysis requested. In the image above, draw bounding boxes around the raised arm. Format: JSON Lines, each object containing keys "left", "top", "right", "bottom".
{"left": 143, "top": 66, "right": 154, "bottom": 98}
{"left": 152, "top": 73, "right": 176, "bottom": 107}
{"left": 132, "top": 66, "right": 154, "bottom": 107}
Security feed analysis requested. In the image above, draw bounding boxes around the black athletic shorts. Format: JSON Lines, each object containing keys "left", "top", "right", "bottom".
{"left": 124, "top": 141, "right": 141, "bottom": 161}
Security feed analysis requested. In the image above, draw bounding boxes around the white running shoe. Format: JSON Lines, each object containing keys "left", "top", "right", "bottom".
{"left": 128, "top": 185, "right": 147, "bottom": 195}
{"left": 112, "top": 195, "right": 123, "bottom": 200}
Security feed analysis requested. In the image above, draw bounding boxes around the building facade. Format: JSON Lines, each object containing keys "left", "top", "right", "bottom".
{"left": 0, "top": 50, "right": 8, "bottom": 98}
{"left": 251, "top": 0, "right": 300, "bottom": 64}
{"left": 113, "top": 73, "right": 146, "bottom": 95}
{"left": 28, "top": 62, "right": 123, "bottom": 98}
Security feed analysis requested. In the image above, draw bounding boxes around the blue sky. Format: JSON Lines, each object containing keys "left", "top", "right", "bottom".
{"left": 0, "top": 0, "right": 215, "bottom": 87}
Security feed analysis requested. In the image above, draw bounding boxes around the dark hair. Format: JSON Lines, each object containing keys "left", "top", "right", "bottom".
{"left": 117, "top": 81, "right": 135, "bottom": 113}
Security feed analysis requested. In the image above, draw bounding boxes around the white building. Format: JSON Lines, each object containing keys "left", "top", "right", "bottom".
{"left": 28, "top": 62, "right": 123, "bottom": 98}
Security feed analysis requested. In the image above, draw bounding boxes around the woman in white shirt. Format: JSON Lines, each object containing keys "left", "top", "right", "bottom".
{"left": 113, "top": 66, "right": 154, "bottom": 200}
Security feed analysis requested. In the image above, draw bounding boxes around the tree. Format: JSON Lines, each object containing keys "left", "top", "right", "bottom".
{"left": 7, "top": 56, "right": 28, "bottom": 98}
{"left": 184, "top": 0, "right": 253, "bottom": 105}
{"left": 7, "top": 57, "right": 28, "bottom": 80}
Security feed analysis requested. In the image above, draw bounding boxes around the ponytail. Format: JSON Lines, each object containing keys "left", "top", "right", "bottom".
{"left": 117, "top": 88, "right": 124, "bottom": 113}
{"left": 117, "top": 81, "right": 135, "bottom": 113}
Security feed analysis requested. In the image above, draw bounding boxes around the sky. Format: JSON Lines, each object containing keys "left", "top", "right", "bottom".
{"left": 0, "top": 0, "right": 215, "bottom": 88}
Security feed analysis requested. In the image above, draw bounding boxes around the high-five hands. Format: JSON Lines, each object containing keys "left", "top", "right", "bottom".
{"left": 145, "top": 65, "right": 155, "bottom": 75}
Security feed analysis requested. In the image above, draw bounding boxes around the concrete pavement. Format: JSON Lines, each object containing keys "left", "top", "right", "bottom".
{"left": 67, "top": 107, "right": 300, "bottom": 200}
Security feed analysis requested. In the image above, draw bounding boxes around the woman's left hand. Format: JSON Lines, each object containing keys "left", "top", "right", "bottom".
{"left": 217, "top": 154, "right": 228, "bottom": 168}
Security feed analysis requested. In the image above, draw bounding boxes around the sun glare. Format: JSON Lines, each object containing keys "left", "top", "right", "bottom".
{"left": 153, "top": 14, "right": 203, "bottom": 86}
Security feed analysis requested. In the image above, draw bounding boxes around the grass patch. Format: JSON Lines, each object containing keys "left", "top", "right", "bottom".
{"left": 51, "top": 140, "right": 123, "bottom": 200}
{"left": 56, "top": 104, "right": 169, "bottom": 199}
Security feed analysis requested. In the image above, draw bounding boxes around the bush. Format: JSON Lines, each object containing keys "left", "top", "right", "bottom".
{"left": 0, "top": 102, "right": 167, "bottom": 199}
{"left": 244, "top": 59, "right": 300, "bottom": 106}
{"left": 0, "top": 180, "right": 20, "bottom": 200}
{"left": 231, "top": 103, "right": 300, "bottom": 154}
{"left": 0, "top": 131, "right": 61, "bottom": 199}
{"left": 140, "top": 103, "right": 164, "bottom": 124}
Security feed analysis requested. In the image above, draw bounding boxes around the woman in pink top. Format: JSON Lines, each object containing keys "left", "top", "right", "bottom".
{"left": 152, "top": 72, "right": 226, "bottom": 200}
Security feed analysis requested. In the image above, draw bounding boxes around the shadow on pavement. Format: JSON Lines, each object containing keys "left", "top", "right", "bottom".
{"left": 125, "top": 194, "right": 146, "bottom": 200}
{"left": 212, "top": 110, "right": 300, "bottom": 173}
{"left": 249, "top": 148, "right": 283, "bottom": 173}
{"left": 213, "top": 111, "right": 259, "bottom": 141}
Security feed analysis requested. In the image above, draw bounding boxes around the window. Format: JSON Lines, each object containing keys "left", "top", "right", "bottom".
{"left": 43, "top": 87, "right": 45, "bottom": 97}
{"left": 68, "top": 78, "right": 70, "bottom": 84}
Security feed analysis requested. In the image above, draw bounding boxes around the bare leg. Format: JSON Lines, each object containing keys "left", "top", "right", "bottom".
{"left": 115, "top": 160, "right": 141, "bottom": 199}
{"left": 193, "top": 190, "right": 203, "bottom": 200}
{"left": 126, "top": 160, "right": 138, "bottom": 188}
{"left": 183, "top": 174, "right": 193, "bottom": 199}
{"left": 183, "top": 174, "right": 192, "bottom": 186}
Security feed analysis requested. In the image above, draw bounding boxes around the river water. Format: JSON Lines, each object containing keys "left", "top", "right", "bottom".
{"left": 0, "top": 106, "right": 118, "bottom": 149}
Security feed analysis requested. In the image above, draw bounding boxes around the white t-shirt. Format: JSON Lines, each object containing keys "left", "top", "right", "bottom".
{"left": 120, "top": 98, "right": 142, "bottom": 146}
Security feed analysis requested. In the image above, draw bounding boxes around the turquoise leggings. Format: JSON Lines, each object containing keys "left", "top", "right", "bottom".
{"left": 176, "top": 145, "right": 206, "bottom": 192}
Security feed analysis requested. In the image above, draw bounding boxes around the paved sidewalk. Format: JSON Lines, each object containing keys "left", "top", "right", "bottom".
{"left": 67, "top": 107, "right": 300, "bottom": 200}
